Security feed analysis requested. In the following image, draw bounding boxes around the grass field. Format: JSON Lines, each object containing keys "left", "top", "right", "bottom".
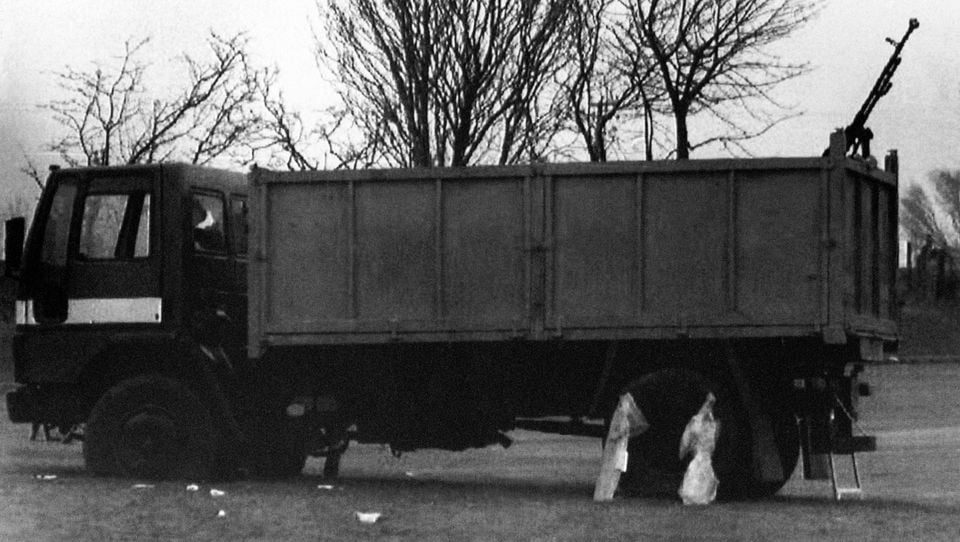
{"left": 2, "top": 363, "right": 960, "bottom": 541}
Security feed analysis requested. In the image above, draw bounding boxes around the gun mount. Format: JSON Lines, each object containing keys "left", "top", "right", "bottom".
{"left": 844, "top": 18, "right": 919, "bottom": 158}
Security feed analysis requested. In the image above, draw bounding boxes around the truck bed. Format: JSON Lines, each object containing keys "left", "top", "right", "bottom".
{"left": 248, "top": 150, "right": 897, "bottom": 356}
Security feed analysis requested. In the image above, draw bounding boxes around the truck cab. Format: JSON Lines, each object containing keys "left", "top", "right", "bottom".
{"left": 6, "top": 164, "right": 249, "bottom": 473}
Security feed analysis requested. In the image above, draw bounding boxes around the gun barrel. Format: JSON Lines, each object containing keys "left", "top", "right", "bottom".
{"left": 845, "top": 18, "right": 919, "bottom": 156}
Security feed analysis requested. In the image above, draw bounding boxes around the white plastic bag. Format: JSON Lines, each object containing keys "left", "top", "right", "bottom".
{"left": 678, "top": 392, "right": 719, "bottom": 505}
{"left": 356, "top": 512, "right": 382, "bottom": 524}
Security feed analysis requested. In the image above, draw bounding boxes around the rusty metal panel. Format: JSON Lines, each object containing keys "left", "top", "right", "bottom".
{"left": 265, "top": 182, "right": 352, "bottom": 327}
{"left": 860, "top": 178, "right": 878, "bottom": 315}
{"left": 441, "top": 178, "right": 527, "bottom": 326}
{"left": 735, "top": 170, "right": 822, "bottom": 323}
{"left": 355, "top": 180, "right": 436, "bottom": 320}
{"left": 643, "top": 172, "right": 729, "bottom": 323}
{"left": 549, "top": 174, "right": 639, "bottom": 324}
{"left": 840, "top": 168, "right": 897, "bottom": 325}
{"left": 877, "top": 186, "right": 894, "bottom": 319}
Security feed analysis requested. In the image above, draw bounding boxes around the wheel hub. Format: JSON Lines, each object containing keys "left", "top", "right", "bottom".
{"left": 117, "top": 406, "right": 182, "bottom": 476}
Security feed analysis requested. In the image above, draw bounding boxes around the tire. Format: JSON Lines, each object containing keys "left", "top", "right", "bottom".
{"left": 738, "top": 407, "right": 800, "bottom": 499}
{"left": 252, "top": 442, "right": 307, "bottom": 478}
{"left": 84, "top": 375, "right": 216, "bottom": 480}
{"left": 323, "top": 452, "right": 342, "bottom": 479}
{"left": 249, "top": 418, "right": 307, "bottom": 479}
{"left": 617, "top": 368, "right": 748, "bottom": 499}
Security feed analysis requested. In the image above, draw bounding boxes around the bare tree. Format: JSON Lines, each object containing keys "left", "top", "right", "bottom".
{"left": 901, "top": 183, "right": 948, "bottom": 249}
{"left": 252, "top": 71, "right": 385, "bottom": 171}
{"left": 489, "top": 0, "right": 573, "bottom": 164}
{"left": 1, "top": 192, "right": 36, "bottom": 223}
{"left": 43, "top": 32, "right": 266, "bottom": 168}
{"left": 564, "top": 0, "right": 622, "bottom": 162}
{"left": 933, "top": 170, "right": 960, "bottom": 245}
{"left": 19, "top": 149, "right": 46, "bottom": 192}
{"left": 561, "top": 0, "right": 671, "bottom": 162}
{"left": 257, "top": 88, "right": 320, "bottom": 170}
{"left": 900, "top": 170, "right": 960, "bottom": 251}
{"left": 620, "top": 0, "right": 818, "bottom": 159}
{"left": 317, "top": 0, "right": 572, "bottom": 168}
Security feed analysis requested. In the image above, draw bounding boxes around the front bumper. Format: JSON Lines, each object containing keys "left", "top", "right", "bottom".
{"left": 6, "top": 386, "right": 35, "bottom": 423}
{"left": 5, "top": 385, "right": 87, "bottom": 425}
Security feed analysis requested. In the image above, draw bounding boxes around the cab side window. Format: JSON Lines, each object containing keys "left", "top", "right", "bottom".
{"left": 40, "top": 181, "right": 78, "bottom": 267}
{"left": 78, "top": 192, "right": 150, "bottom": 260}
{"left": 191, "top": 192, "right": 227, "bottom": 254}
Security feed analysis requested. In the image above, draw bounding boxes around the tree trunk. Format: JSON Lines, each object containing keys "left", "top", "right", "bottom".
{"left": 674, "top": 105, "right": 690, "bottom": 160}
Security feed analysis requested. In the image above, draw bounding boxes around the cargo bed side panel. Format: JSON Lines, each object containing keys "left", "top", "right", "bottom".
{"left": 249, "top": 156, "right": 897, "bottom": 352}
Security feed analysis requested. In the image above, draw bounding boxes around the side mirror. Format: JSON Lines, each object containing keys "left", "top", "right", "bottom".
{"left": 4, "top": 217, "right": 25, "bottom": 278}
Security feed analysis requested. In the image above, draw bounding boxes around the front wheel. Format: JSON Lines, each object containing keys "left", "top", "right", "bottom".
{"left": 248, "top": 413, "right": 308, "bottom": 479}
{"left": 84, "top": 375, "right": 216, "bottom": 480}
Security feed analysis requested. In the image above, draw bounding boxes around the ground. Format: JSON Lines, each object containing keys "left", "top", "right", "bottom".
{"left": 896, "top": 300, "right": 960, "bottom": 359}
{"left": 2, "top": 364, "right": 960, "bottom": 540}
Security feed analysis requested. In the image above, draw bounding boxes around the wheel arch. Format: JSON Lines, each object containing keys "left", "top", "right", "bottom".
{"left": 607, "top": 339, "right": 802, "bottom": 499}
{"left": 76, "top": 336, "right": 245, "bottom": 446}
{"left": 77, "top": 338, "right": 207, "bottom": 408}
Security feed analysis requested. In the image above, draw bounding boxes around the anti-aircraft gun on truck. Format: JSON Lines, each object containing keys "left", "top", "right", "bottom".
{"left": 841, "top": 18, "right": 919, "bottom": 159}
{"left": 1, "top": 21, "right": 916, "bottom": 501}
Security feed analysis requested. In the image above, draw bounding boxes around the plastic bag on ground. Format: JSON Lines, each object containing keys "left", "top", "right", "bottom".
{"left": 355, "top": 512, "right": 382, "bottom": 524}
{"left": 678, "top": 392, "right": 719, "bottom": 505}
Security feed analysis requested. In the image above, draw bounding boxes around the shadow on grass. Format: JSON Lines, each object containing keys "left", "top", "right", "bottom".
{"left": 287, "top": 470, "right": 960, "bottom": 515}
{"left": 747, "top": 492, "right": 960, "bottom": 515}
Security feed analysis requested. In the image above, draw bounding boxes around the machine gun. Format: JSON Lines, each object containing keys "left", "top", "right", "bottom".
{"left": 843, "top": 18, "right": 919, "bottom": 158}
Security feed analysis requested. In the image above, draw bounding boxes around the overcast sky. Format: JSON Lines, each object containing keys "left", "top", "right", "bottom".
{"left": 1, "top": 1, "right": 958, "bottom": 214}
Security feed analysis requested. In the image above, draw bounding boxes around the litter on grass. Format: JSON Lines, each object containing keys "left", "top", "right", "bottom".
{"left": 355, "top": 512, "right": 382, "bottom": 524}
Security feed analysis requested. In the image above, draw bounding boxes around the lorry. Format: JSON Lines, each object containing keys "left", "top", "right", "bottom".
{"left": 3, "top": 129, "right": 896, "bottom": 499}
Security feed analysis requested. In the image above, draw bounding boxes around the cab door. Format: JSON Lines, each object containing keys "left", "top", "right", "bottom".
{"left": 187, "top": 190, "right": 235, "bottom": 349}
{"left": 18, "top": 171, "right": 159, "bottom": 383}
{"left": 28, "top": 177, "right": 78, "bottom": 324}
{"left": 26, "top": 173, "right": 159, "bottom": 326}
{"left": 67, "top": 174, "right": 159, "bottom": 323}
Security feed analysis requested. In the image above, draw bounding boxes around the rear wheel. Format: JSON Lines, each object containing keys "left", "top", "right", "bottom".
{"left": 84, "top": 375, "right": 216, "bottom": 480}
{"left": 617, "top": 368, "right": 748, "bottom": 499}
{"left": 737, "top": 407, "right": 799, "bottom": 499}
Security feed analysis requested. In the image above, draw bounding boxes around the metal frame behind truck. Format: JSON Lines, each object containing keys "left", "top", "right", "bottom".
{"left": 5, "top": 130, "right": 895, "bottom": 500}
